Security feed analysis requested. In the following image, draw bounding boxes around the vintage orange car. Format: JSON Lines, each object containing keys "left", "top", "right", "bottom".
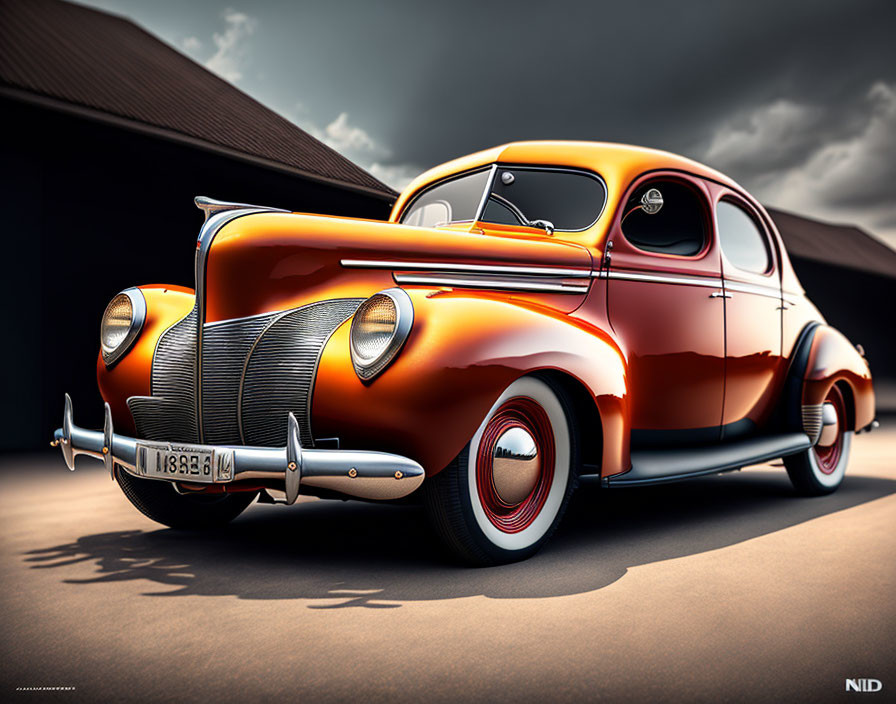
{"left": 53, "top": 141, "right": 877, "bottom": 565}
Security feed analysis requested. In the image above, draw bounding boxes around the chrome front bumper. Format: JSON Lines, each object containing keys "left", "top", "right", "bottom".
{"left": 52, "top": 395, "right": 425, "bottom": 503}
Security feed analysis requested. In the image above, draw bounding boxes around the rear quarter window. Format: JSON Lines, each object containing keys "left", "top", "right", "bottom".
{"left": 716, "top": 200, "right": 772, "bottom": 274}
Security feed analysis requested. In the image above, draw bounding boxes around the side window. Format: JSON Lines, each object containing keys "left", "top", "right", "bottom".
{"left": 482, "top": 168, "right": 606, "bottom": 231}
{"left": 621, "top": 179, "right": 707, "bottom": 256}
{"left": 716, "top": 200, "right": 771, "bottom": 274}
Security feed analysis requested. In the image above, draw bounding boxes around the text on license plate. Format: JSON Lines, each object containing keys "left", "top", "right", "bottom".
{"left": 137, "top": 444, "right": 216, "bottom": 482}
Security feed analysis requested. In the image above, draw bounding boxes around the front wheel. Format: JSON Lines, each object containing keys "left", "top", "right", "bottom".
{"left": 117, "top": 468, "right": 257, "bottom": 529}
{"left": 784, "top": 385, "right": 852, "bottom": 495}
{"left": 424, "top": 376, "right": 579, "bottom": 566}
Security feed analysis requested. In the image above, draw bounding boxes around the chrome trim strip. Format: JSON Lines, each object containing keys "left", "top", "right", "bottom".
{"left": 597, "top": 267, "right": 793, "bottom": 302}
{"left": 723, "top": 279, "right": 783, "bottom": 301}
{"left": 204, "top": 309, "right": 290, "bottom": 327}
{"left": 473, "top": 165, "right": 498, "bottom": 222}
{"left": 193, "top": 197, "right": 288, "bottom": 441}
{"left": 53, "top": 395, "right": 424, "bottom": 502}
{"left": 341, "top": 259, "right": 592, "bottom": 278}
{"left": 597, "top": 270, "right": 724, "bottom": 289}
{"left": 393, "top": 273, "right": 590, "bottom": 294}
{"left": 101, "top": 287, "right": 146, "bottom": 367}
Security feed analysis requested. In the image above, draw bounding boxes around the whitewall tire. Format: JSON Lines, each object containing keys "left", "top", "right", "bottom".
{"left": 423, "top": 375, "right": 579, "bottom": 565}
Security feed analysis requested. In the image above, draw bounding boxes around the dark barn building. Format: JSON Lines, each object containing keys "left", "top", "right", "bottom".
{"left": 0, "top": 0, "right": 395, "bottom": 450}
{"left": 1, "top": 0, "right": 892, "bottom": 452}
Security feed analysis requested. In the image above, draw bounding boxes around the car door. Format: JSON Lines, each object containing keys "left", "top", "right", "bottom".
{"left": 606, "top": 174, "right": 726, "bottom": 444}
{"left": 713, "top": 192, "right": 785, "bottom": 437}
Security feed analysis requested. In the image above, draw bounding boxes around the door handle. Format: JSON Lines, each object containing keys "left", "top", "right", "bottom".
{"left": 709, "top": 290, "right": 732, "bottom": 299}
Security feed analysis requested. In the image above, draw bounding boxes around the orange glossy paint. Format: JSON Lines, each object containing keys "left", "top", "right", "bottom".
{"left": 312, "top": 288, "right": 629, "bottom": 475}
{"left": 93, "top": 141, "right": 874, "bottom": 480}
{"left": 97, "top": 285, "right": 194, "bottom": 434}
{"left": 203, "top": 212, "right": 592, "bottom": 323}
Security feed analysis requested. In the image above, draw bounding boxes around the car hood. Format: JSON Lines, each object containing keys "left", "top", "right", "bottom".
{"left": 202, "top": 212, "right": 594, "bottom": 322}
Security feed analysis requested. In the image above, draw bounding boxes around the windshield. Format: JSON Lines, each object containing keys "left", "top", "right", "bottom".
{"left": 400, "top": 165, "right": 606, "bottom": 232}
{"left": 400, "top": 169, "right": 490, "bottom": 228}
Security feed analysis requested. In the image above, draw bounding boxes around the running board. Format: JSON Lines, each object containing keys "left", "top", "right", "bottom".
{"left": 608, "top": 432, "right": 812, "bottom": 487}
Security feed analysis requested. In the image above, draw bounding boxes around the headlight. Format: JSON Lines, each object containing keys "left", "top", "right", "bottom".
{"left": 100, "top": 288, "right": 146, "bottom": 366}
{"left": 350, "top": 288, "right": 414, "bottom": 380}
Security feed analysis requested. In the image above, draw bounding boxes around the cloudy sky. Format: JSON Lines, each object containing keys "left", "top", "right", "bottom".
{"left": 80, "top": 0, "right": 896, "bottom": 248}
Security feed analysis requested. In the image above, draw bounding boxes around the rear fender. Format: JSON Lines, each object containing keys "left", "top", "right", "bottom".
{"left": 801, "top": 325, "right": 875, "bottom": 430}
{"left": 312, "top": 289, "right": 630, "bottom": 476}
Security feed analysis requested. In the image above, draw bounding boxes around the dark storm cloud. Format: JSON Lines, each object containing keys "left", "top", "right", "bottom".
{"left": 378, "top": 1, "right": 895, "bottom": 162}
{"left": 81, "top": 0, "right": 896, "bottom": 244}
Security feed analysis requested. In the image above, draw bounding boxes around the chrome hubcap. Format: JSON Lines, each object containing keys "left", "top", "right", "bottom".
{"left": 491, "top": 426, "right": 540, "bottom": 506}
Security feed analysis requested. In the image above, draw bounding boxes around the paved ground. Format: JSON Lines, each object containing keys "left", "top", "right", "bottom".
{"left": 1, "top": 425, "right": 894, "bottom": 704}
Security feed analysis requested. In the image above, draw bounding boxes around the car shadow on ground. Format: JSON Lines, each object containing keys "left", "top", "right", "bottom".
{"left": 22, "top": 470, "right": 896, "bottom": 607}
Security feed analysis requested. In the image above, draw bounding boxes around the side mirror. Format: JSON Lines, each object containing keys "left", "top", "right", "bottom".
{"left": 640, "top": 188, "right": 663, "bottom": 214}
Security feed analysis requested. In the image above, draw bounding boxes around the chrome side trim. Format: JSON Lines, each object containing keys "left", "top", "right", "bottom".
{"left": 54, "top": 395, "right": 425, "bottom": 502}
{"left": 341, "top": 259, "right": 592, "bottom": 278}
{"left": 597, "top": 268, "right": 790, "bottom": 301}
{"left": 724, "top": 279, "right": 783, "bottom": 301}
{"left": 393, "top": 272, "right": 590, "bottom": 294}
{"left": 193, "top": 196, "right": 288, "bottom": 440}
{"left": 596, "top": 269, "right": 724, "bottom": 289}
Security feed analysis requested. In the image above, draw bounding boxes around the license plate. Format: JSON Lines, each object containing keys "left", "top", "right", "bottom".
{"left": 137, "top": 443, "right": 217, "bottom": 483}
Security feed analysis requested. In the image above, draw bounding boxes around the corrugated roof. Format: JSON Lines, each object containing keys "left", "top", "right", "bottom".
{"left": 0, "top": 0, "right": 395, "bottom": 199}
{"left": 767, "top": 207, "right": 896, "bottom": 280}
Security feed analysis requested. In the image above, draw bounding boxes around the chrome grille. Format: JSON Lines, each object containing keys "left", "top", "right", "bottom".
{"left": 240, "top": 300, "right": 364, "bottom": 447}
{"left": 128, "top": 307, "right": 199, "bottom": 442}
{"left": 200, "top": 314, "right": 277, "bottom": 445}
{"left": 128, "top": 299, "right": 361, "bottom": 447}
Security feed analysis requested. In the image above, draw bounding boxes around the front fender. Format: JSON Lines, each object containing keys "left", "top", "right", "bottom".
{"left": 312, "top": 289, "right": 629, "bottom": 476}
{"left": 96, "top": 285, "right": 195, "bottom": 434}
{"left": 802, "top": 325, "right": 875, "bottom": 430}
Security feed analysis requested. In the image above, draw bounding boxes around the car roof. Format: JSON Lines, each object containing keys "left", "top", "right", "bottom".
{"left": 390, "top": 140, "right": 744, "bottom": 219}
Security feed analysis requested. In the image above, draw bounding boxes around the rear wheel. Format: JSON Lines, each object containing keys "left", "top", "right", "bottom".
{"left": 117, "top": 468, "right": 256, "bottom": 529}
{"left": 424, "top": 376, "right": 579, "bottom": 566}
{"left": 784, "top": 385, "right": 852, "bottom": 495}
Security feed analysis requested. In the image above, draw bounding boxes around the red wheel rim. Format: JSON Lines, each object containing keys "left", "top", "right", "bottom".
{"left": 475, "top": 396, "right": 555, "bottom": 533}
{"left": 814, "top": 386, "right": 845, "bottom": 474}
